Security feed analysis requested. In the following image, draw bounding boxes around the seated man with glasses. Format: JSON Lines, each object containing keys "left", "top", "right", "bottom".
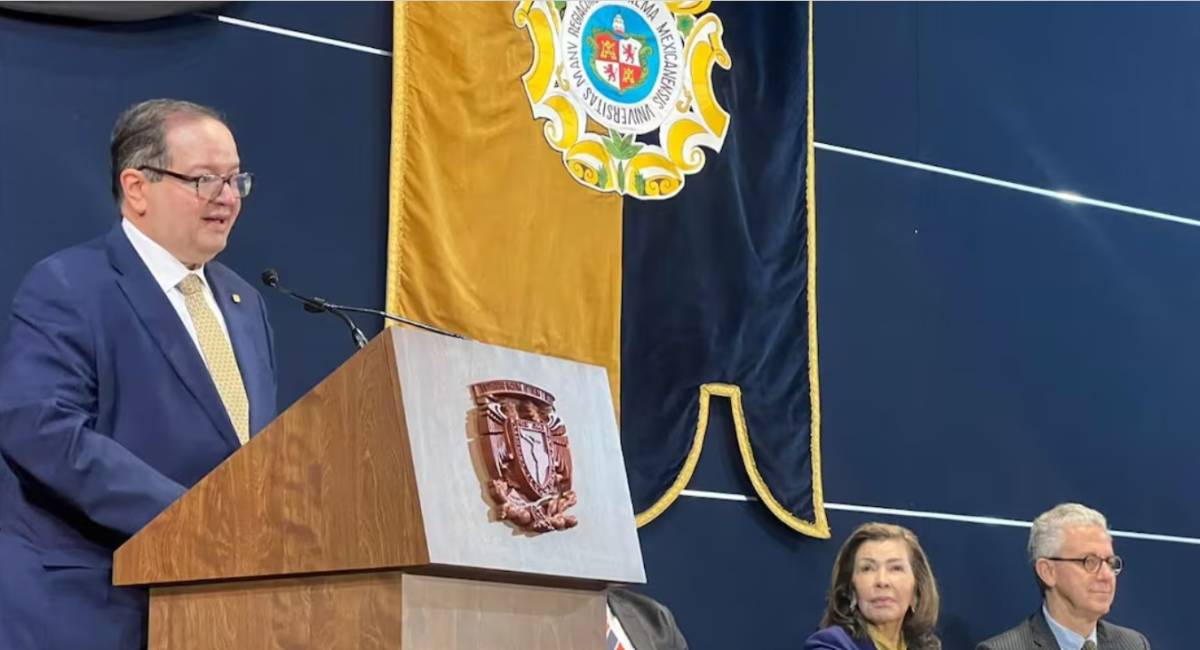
{"left": 0, "top": 98, "right": 276, "bottom": 650}
{"left": 977, "top": 503, "right": 1150, "bottom": 650}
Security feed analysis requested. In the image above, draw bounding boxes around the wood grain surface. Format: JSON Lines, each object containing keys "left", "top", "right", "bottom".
{"left": 148, "top": 572, "right": 605, "bottom": 650}
{"left": 115, "top": 330, "right": 429, "bottom": 585}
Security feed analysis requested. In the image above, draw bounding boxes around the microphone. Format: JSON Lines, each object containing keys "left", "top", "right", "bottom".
{"left": 307, "top": 299, "right": 465, "bottom": 340}
{"left": 261, "top": 269, "right": 369, "bottom": 350}
{"left": 261, "top": 269, "right": 466, "bottom": 347}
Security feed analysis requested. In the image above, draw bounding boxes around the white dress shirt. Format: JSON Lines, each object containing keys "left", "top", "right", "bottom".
{"left": 121, "top": 219, "right": 233, "bottom": 360}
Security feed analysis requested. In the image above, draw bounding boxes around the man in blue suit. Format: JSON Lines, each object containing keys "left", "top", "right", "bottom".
{"left": 0, "top": 99, "right": 277, "bottom": 649}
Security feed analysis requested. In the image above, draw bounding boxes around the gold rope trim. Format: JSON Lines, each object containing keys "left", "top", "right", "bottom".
{"left": 732, "top": 382, "right": 828, "bottom": 537}
{"left": 385, "top": 0, "right": 408, "bottom": 321}
{"left": 634, "top": 383, "right": 715, "bottom": 527}
{"left": 635, "top": 383, "right": 829, "bottom": 538}
{"left": 634, "top": 1, "right": 829, "bottom": 538}
{"left": 802, "top": 0, "right": 829, "bottom": 538}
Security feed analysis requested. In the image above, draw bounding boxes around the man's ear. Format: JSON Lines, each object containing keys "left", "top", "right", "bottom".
{"left": 1034, "top": 558, "right": 1056, "bottom": 590}
{"left": 120, "top": 168, "right": 149, "bottom": 215}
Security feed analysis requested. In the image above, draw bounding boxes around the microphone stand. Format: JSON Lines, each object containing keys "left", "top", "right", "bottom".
{"left": 304, "top": 298, "right": 466, "bottom": 340}
{"left": 262, "top": 269, "right": 467, "bottom": 351}
{"left": 263, "top": 271, "right": 369, "bottom": 350}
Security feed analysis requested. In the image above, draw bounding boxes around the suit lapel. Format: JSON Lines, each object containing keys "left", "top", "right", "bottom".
{"left": 1096, "top": 620, "right": 1122, "bottom": 650}
{"left": 106, "top": 225, "right": 241, "bottom": 450}
{"left": 1031, "top": 609, "right": 1060, "bottom": 649}
{"left": 607, "top": 592, "right": 651, "bottom": 650}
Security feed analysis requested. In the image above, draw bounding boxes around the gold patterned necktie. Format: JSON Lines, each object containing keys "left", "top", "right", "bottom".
{"left": 1081, "top": 641, "right": 1097, "bottom": 650}
{"left": 178, "top": 273, "right": 250, "bottom": 445}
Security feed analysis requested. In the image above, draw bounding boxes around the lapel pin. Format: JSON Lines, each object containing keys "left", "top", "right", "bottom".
{"left": 232, "top": 293, "right": 242, "bottom": 304}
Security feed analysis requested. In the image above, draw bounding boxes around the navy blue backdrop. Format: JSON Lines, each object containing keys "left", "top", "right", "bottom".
{"left": 1, "top": 3, "right": 1196, "bottom": 649}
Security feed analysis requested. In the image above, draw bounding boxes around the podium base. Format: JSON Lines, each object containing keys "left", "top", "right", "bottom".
{"left": 149, "top": 571, "right": 606, "bottom": 649}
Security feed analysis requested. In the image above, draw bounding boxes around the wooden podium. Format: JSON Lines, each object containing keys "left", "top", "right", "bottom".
{"left": 113, "top": 327, "right": 645, "bottom": 649}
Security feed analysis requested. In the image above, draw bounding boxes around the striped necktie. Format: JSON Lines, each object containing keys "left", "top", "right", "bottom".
{"left": 178, "top": 273, "right": 250, "bottom": 445}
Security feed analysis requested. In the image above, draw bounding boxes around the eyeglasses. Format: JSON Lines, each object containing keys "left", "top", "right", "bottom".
{"left": 1044, "top": 554, "right": 1124, "bottom": 575}
{"left": 138, "top": 166, "right": 254, "bottom": 200}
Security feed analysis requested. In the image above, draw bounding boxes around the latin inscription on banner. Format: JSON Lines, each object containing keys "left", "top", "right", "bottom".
{"left": 515, "top": 0, "right": 732, "bottom": 200}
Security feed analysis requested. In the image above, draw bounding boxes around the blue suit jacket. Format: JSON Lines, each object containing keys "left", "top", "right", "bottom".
{"left": 0, "top": 224, "right": 277, "bottom": 650}
{"left": 804, "top": 626, "right": 877, "bottom": 650}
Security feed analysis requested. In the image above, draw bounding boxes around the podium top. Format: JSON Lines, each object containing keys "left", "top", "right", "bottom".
{"left": 114, "top": 327, "right": 644, "bottom": 588}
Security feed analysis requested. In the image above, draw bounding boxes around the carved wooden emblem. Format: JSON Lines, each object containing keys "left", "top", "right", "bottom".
{"left": 471, "top": 379, "right": 577, "bottom": 533}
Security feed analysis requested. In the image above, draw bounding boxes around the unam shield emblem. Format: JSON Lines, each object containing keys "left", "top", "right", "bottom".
{"left": 471, "top": 380, "right": 577, "bottom": 533}
{"left": 514, "top": 0, "right": 732, "bottom": 200}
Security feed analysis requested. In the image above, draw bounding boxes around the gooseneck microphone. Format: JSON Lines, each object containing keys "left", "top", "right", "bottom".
{"left": 305, "top": 299, "right": 465, "bottom": 339}
{"left": 261, "top": 269, "right": 369, "bottom": 350}
{"left": 261, "top": 269, "right": 466, "bottom": 349}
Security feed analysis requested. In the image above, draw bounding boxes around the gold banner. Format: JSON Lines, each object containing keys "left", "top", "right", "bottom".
{"left": 388, "top": 2, "right": 623, "bottom": 403}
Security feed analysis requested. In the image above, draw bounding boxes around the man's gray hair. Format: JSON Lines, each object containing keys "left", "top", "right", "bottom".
{"left": 1027, "top": 503, "right": 1109, "bottom": 593}
{"left": 1028, "top": 502, "right": 1109, "bottom": 561}
{"left": 110, "top": 98, "right": 226, "bottom": 204}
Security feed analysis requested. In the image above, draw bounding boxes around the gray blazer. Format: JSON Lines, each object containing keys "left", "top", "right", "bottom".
{"left": 976, "top": 610, "right": 1150, "bottom": 650}
{"left": 607, "top": 588, "right": 689, "bottom": 650}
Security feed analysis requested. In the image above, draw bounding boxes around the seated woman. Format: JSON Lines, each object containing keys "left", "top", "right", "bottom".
{"left": 803, "top": 522, "right": 941, "bottom": 650}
